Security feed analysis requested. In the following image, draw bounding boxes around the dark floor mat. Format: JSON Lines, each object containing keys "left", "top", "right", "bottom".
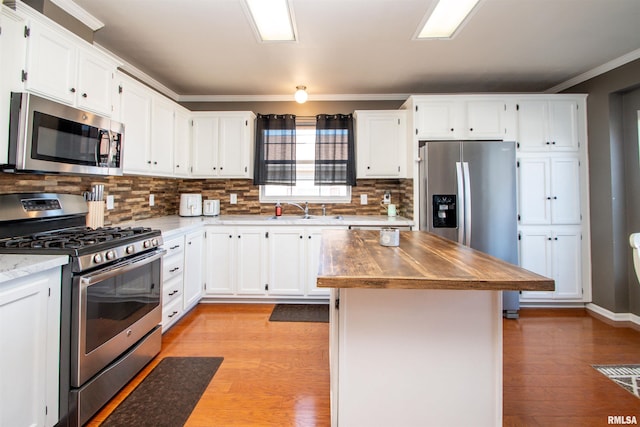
{"left": 100, "top": 357, "right": 223, "bottom": 427}
{"left": 269, "top": 304, "right": 329, "bottom": 323}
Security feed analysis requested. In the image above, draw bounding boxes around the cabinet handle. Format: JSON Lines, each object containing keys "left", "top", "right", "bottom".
{"left": 169, "top": 267, "right": 180, "bottom": 273}
{"left": 188, "top": 241, "right": 192, "bottom": 245}
{"left": 70, "top": 88, "right": 76, "bottom": 93}
{"left": 169, "top": 290, "right": 178, "bottom": 296}
{"left": 168, "top": 311, "right": 178, "bottom": 318}
{"left": 450, "top": 128, "right": 454, "bottom": 132}
{"left": 220, "top": 167, "right": 223, "bottom": 170}
{"left": 229, "top": 235, "right": 233, "bottom": 238}
{"left": 367, "top": 166, "right": 371, "bottom": 170}
{"left": 469, "top": 128, "right": 473, "bottom": 131}
{"left": 147, "top": 160, "right": 152, "bottom": 164}
{"left": 82, "top": 93, "right": 88, "bottom": 98}
{"left": 169, "top": 245, "right": 180, "bottom": 250}
{"left": 238, "top": 235, "right": 241, "bottom": 238}
{"left": 176, "top": 164, "right": 180, "bottom": 168}
{"left": 547, "top": 197, "right": 551, "bottom": 200}
{"left": 308, "top": 235, "right": 312, "bottom": 239}
{"left": 299, "top": 235, "right": 303, "bottom": 239}
{"left": 552, "top": 141, "right": 557, "bottom": 145}
{"left": 546, "top": 141, "right": 551, "bottom": 145}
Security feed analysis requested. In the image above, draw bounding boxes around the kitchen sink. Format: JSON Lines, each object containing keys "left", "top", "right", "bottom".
{"left": 265, "top": 215, "right": 344, "bottom": 220}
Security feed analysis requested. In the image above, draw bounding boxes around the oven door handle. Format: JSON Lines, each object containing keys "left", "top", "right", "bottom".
{"left": 80, "top": 249, "right": 166, "bottom": 287}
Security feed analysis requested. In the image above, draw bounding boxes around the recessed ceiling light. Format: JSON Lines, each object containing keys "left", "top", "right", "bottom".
{"left": 245, "top": 0, "right": 296, "bottom": 42}
{"left": 416, "top": 0, "right": 481, "bottom": 39}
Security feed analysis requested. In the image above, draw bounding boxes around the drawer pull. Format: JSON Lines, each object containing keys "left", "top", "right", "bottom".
{"left": 169, "top": 267, "right": 181, "bottom": 273}
{"left": 168, "top": 290, "right": 179, "bottom": 296}
{"left": 169, "top": 245, "right": 181, "bottom": 250}
{"left": 168, "top": 311, "right": 178, "bottom": 318}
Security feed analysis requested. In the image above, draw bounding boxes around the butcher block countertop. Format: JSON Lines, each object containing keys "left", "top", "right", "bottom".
{"left": 316, "top": 229, "right": 555, "bottom": 291}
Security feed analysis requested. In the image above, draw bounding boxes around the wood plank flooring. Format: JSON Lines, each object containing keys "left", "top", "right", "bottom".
{"left": 87, "top": 305, "right": 640, "bottom": 427}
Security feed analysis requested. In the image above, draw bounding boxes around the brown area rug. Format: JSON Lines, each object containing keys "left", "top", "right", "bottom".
{"left": 269, "top": 304, "right": 329, "bottom": 323}
{"left": 100, "top": 357, "right": 223, "bottom": 427}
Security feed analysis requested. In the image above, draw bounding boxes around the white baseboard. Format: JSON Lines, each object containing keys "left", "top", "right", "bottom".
{"left": 586, "top": 303, "right": 640, "bottom": 326}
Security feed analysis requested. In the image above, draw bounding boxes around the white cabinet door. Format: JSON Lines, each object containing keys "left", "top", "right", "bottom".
{"left": 0, "top": 7, "right": 26, "bottom": 164}
{"left": 356, "top": 110, "right": 406, "bottom": 178}
{"left": 550, "top": 157, "right": 581, "bottom": 224}
{"left": 119, "top": 78, "right": 152, "bottom": 174}
{"left": 76, "top": 49, "right": 113, "bottom": 116}
{"left": 465, "top": 100, "right": 504, "bottom": 139}
{"left": 191, "top": 116, "right": 218, "bottom": 177}
{"left": 174, "top": 107, "right": 191, "bottom": 177}
{"left": 518, "top": 158, "right": 551, "bottom": 225}
{"left": 183, "top": 230, "right": 204, "bottom": 309}
{"left": 267, "top": 228, "right": 306, "bottom": 295}
{"left": 518, "top": 157, "right": 580, "bottom": 226}
{"left": 0, "top": 268, "right": 60, "bottom": 427}
{"left": 236, "top": 228, "right": 267, "bottom": 294}
{"left": 415, "top": 101, "right": 459, "bottom": 139}
{"left": 205, "top": 228, "right": 236, "bottom": 295}
{"left": 218, "top": 114, "right": 253, "bottom": 178}
{"left": 150, "top": 96, "right": 175, "bottom": 175}
{"left": 25, "top": 22, "right": 77, "bottom": 105}
{"left": 516, "top": 99, "right": 579, "bottom": 152}
{"left": 306, "top": 229, "right": 331, "bottom": 297}
{"left": 519, "top": 228, "right": 582, "bottom": 300}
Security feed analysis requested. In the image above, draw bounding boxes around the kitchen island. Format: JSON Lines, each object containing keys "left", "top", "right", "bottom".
{"left": 317, "top": 230, "right": 554, "bottom": 427}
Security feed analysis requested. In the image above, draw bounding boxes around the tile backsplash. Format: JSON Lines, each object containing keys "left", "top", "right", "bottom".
{"left": 0, "top": 173, "right": 413, "bottom": 225}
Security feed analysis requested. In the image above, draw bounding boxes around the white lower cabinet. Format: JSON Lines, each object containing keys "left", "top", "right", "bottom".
{"left": 161, "top": 234, "right": 185, "bottom": 331}
{"left": 205, "top": 225, "right": 346, "bottom": 299}
{"left": 183, "top": 230, "right": 205, "bottom": 309}
{"left": 519, "top": 227, "right": 583, "bottom": 301}
{"left": 0, "top": 267, "right": 61, "bottom": 427}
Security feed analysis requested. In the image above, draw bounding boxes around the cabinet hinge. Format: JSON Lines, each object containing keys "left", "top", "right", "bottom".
{"left": 204, "top": 231, "right": 207, "bottom": 238}
{"left": 265, "top": 231, "right": 269, "bottom": 238}
{"left": 24, "top": 25, "right": 30, "bottom": 38}
{"left": 516, "top": 142, "right": 520, "bottom": 149}
{"left": 48, "top": 288, "right": 51, "bottom": 297}
{"left": 518, "top": 233, "right": 521, "bottom": 241}
{"left": 245, "top": 166, "right": 248, "bottom": 173}
{"left": 516, "top": 104, "right": 519, "bottom": 111}
{"left": 335, "top": 297, "right": 340, "bottom": 310}
{"left": 516, "top": 160, "right": 520, "bottom": 167}
{"left": 415, "top": 105, "right": 418, "bottom": 112}
{"left": 415, "top": 129, "right": 418, "bottom": 135}
{"left": 21, "top": 70, "right": 27, "bottom": 82}
{"left": 265, "top": 284, "right": 269, "bottom": 291}
{"left": 398, "top": 166, "right": 400, "bottom": 172}
{"left": 204, "top": 283, "right": 207, "bottom": 290}
{"left": 397, "top": 118, "right": 400, "bottom": 125}
{"left": 517, "top": 214, "right": 521, "bottom": 221}
{"left": 245, "top": 120, "right": 248, "bottom": 126}
{"left": 45, "top": 406, "right": 48, "bottom": 415}
{"left": 118, "top": 85, "right": 123, "bottom": 94}
{"left": 504, "top": 104, "right": 507, "bottom": 111}
{"left": 0, "top": 26, "right": 2, "bottom": 36}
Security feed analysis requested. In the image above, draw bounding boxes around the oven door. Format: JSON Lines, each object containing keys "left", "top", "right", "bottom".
{"left": 71, "top": 250, "right": 164, "bottom": 387}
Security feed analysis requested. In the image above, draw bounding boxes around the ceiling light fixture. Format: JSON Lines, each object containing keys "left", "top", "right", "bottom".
{"left": 245, "top": 0, "right": 296, "bottom": 42}
{"left": 294, "top": 86, "right": 308, "bottom": 104}
{"left": 416, "top": 0, "right": 481, "bottom": 39}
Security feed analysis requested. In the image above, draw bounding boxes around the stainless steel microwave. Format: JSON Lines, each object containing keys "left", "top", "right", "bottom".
{"left": 4, "top": 92, "right": 124, "bottom": 176}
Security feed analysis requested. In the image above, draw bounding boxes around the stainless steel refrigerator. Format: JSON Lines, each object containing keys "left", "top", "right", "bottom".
{"left": 418, "top": 140, "right": 520, "bottom": 318}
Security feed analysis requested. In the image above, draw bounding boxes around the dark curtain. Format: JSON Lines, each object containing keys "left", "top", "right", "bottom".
{"left": 253, "top": 114, "right": 296, "bottom": 185}
{"left": 314, "top": 114, "right": 356, "bottom": 186}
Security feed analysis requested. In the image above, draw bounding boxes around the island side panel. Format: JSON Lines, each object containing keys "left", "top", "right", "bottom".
{"left": 336, "top": 288, "right": 502, "bottom": 427}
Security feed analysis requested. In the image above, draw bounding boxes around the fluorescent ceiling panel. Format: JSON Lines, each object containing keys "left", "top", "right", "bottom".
{"left": 417, "top": 0, "right": 480, "bottom": 39}
{"left": 245, "top": 0, "right": 296, "bottom": 42}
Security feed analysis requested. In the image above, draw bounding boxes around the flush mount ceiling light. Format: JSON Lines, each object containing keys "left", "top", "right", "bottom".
{"left": 294, "top": 86, "right": 308, "bottom": 104}
{"left": 245, "top": 0, "right": 296, "bottom": 42}
{"left": 416, "top": 0, "right": 481, "bottom": 39}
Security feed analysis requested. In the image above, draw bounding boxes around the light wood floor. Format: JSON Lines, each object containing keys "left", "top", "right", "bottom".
{"left": 87, "top": 305, "right": 640, "bottom": 427}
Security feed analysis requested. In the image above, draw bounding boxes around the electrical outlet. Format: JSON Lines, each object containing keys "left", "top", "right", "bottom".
{"left": 360, "top": 194, "right": 368, "bottom": 205}
{"left": 106, "top": 195, "right": 115, "bottom": 210}
{"left": 230, "top": 193, "right": 238, "bottom": 204}
{"left": 383, "top": 191, "right": 391, "bottom": 204}
{"left": 149, "top": 194, "right": 155, "bottom": 206}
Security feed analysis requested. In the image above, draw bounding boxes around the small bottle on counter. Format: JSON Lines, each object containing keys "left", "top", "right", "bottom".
{"left": 275, "top": 201, "right": 282, "bottom": 217}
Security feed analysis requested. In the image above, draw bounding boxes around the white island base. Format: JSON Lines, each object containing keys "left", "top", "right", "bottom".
{"left": 330, "top": 288, "right": 503, "bottom": 427}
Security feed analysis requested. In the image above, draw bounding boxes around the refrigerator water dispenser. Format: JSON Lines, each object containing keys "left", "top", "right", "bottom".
{"left": 432, "top": 195, "right": 457, "bottom": 228}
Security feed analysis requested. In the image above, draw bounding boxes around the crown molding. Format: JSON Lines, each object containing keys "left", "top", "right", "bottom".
{"left": 49, "top": 0, "right": 104, "bottom": 31}
{"left": 546, "top": 47, "right": 640, "bottom": 93}
{"left": 178, "top": 93, "right": 410, "bottom": 103}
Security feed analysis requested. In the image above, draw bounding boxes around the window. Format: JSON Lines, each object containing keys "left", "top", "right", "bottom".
{"left": 260, "top": 119, "right": 351, "bottom": 203}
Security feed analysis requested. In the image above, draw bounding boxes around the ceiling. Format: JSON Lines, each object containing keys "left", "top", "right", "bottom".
{"left": 68, "top": 0, "right": 640, "bottom": 100}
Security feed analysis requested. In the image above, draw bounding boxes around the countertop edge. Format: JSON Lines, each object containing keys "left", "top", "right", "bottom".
{"left": 0, "top": 254, "right": 69, "bottom": 284}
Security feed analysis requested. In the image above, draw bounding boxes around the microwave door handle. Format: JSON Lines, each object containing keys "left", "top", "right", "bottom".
{"left": 97, "top": 130, "right": 108, "bottom": 166}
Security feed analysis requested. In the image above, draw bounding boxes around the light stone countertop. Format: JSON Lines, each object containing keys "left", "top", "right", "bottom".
{"left": 120, "top": 214, "right": 415, "bottom": 239}
{"left": 0, "top": 254, "right": 68, "bottom": 285}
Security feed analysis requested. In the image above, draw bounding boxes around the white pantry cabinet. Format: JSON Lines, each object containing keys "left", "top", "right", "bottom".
{"left": 23, "top": 19, "right": 116, "bottom": 116}
{"left": 355, "top": 110, "right": 407, "bottom": 178}
{"left": 411, "top": 96, "right": 507, "bottom": 140}
{"left": 515, "top": 99, "right": 580, "bottom": 152}
{"left": 0, "top": 267, "right": 61, "bottom": 427}
{"left": 191, "top": 112, "right": 255, "bottom": 178}
{"left": 0, "top": 5, "right": 26, "bottom": 164}
{"left": 519, "top": 227, "right": 583, "bottom": 300}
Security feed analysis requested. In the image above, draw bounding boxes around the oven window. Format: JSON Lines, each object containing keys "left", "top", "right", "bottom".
{"left": 85, "top": 259, "right": 161, "bottom": 354}
{"left": 32, "top": 111, "right": 103, "bottom": 166}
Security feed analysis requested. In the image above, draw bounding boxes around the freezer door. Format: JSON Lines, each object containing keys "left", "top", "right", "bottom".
{"left": 461, "top": 141, "right": 517, "bottom": 265}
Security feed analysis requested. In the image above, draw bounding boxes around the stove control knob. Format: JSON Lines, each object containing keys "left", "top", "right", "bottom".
{"left": 126, "top": 245, "right": 135, "bottom": 254}
{"left": 93, "top": 254, "right": 103, "bottom": 264}
{"left": 106, "top": 250, "right": 116, "bottom": 261}
{"left": 151, "top": 238, "right": 159, "bottom": 247}
{"left": 143, "top": 240, "right": 151, "bottom": 248}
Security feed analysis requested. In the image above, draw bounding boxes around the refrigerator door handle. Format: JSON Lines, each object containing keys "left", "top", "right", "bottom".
{"left": 456, "top": 162, "right": 464, "bottom": 244}
{"left": 463, "top": 162, "right": 472, "bottom": 247}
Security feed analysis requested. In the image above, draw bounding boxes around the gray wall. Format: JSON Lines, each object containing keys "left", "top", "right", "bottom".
{"left": 180, "top": 100, "right": 404, "bottom": 116}
{"left": 565, "top": 58, "right": 640, "bottom": 315}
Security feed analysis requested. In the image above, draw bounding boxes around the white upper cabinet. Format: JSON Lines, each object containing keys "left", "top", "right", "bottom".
{"left": 149, "top": 95, "right": 175, "bottom": 175}
{"left": 174, "top": 107, "right": 192, "bottom": 177}
{"left": 516, "top": 99, "right": 580, "bottom": 152}
{"left": 0, "top": 6, "right": 26, "bottom": 164}
{"left": 191, "top": 112, "right": 255, "bottom": 178}
{"left": 412, "top": 96, "right": 506, "bottom": 140}
{"left": 356, "top": 110, "right": 407, "bottom": 178}
{"left": 24, "top": 20, "right": 116, "bottom": 116}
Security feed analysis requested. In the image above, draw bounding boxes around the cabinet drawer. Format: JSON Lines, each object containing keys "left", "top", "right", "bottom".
{"left": 163, "top": 235, "right": 185, "bottom": 256}
{"left": 163, "top": 275, "right": 183, "bottom": 306}
{"left": 162, "top": 297, "right": 183, "bottom": 331}
{"left": 163, "top": 254, "right": 184, "bottom": 280}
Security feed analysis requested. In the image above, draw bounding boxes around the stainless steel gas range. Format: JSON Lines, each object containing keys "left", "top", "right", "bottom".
{"left": 0, "top": 193, "right": 164, "bottom": 427}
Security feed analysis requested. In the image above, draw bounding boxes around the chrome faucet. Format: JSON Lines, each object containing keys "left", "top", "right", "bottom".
{"left": 287, "top": 201, "right": 310, "bottom": 218}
